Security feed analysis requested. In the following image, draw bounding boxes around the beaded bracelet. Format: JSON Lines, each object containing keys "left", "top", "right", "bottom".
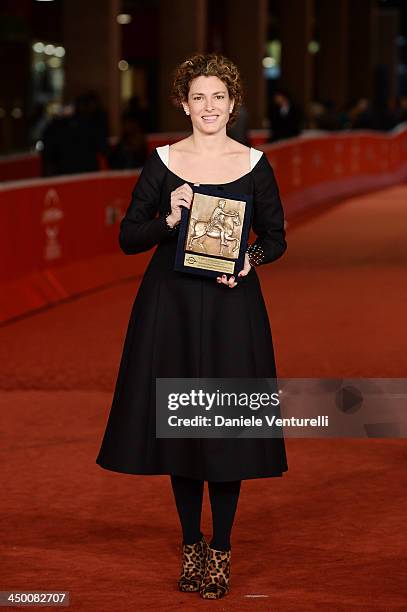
{"left": 246, "top": 242, "right": 265, "bottom": 266}
{"left": 165, "top": 211, "right": 180, "bottom": 232}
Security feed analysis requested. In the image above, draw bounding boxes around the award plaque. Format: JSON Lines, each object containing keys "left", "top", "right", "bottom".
{"left": 174, "top": 185, "right": 253, "bottom": 279}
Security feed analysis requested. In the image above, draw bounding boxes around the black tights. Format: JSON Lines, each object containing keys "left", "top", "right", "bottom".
{"left": 170, "top": 475, "right": 241, "bottom": 552}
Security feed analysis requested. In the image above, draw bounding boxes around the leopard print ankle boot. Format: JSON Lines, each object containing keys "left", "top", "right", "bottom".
{"left": 199, "top": 546, "right": 231, "bottom": 599}
{"left": 178, "top": 535, "right": 209, "bottom": 592}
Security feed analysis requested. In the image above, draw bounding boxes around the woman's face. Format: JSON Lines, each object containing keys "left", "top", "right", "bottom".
{"left": 183, "top": 75, "right": 234, "bottom": 134}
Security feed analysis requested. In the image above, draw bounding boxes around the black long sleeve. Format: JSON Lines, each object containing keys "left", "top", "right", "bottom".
{"left": 247, "top": 154, "right": 287, "bottom": 266}
{"left": 118, "top": 150, "right": 170, "bottom": 255}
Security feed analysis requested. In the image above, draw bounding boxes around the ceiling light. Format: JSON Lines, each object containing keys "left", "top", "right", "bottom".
{"left": 54, "top": 46, "right": 65, "bottom": 58}
{"left": 262, "top": 57, "right": 276, "bottom": 68}
{"left": 117, "top": 14, "right": 132, "bottom": 25}
{"left": 33, "top": 42, "right": 45, "bottom": 53}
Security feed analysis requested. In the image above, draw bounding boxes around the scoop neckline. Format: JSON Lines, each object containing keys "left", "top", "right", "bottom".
{"left": 155, "top": 145, "right": 263, "bottom": 186}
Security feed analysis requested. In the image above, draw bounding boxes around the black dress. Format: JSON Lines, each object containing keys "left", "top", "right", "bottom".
{"left": 96, "top": 146, "right": 288, "bottom": 482}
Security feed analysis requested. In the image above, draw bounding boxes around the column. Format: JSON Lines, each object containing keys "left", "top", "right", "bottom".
{"left": 347, "top": 0, "right": 378, "bottom": 101}
{"left": 63, "top": 0, "right": 121, "bottom": 137}
{"left": 374, "top": 8, "right": 399, "bottom": 101}
{"left": 318, "top": 0, "right": 349, "bottom": 109}
{"left": 279, "top": 0, "right": 315, "bottom": 120}
{"left": 158, "top": 0, "right": 207, "bottom": 131}
{"left": 224, "top": 0, "right": 268, "bottom": 129}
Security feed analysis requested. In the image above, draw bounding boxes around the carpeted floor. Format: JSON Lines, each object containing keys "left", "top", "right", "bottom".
{"left": 1, "top": 184, "right": 406, "bottom": 610}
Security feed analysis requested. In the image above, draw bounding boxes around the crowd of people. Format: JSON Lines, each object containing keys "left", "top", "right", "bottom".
{"left": 267, "top": 88, "right": 407, "bottom": 142}
{"left": 39, "top": 92, "right": 149, "bottom": 176}
{"left": 34, "top": 88, "right": 407, "bottom": 177}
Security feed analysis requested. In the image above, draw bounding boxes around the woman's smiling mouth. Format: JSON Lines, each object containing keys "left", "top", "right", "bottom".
{"left": 202, "top": 115, "right": 219, "bottom": 122}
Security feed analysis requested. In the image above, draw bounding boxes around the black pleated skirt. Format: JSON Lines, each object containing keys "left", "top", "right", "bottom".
{"left": 96, "top": 240, "right": 288, "bottom": 481}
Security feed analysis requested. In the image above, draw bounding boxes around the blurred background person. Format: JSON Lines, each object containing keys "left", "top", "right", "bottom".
{"left": 41, "top": 91, "right": 109, "bottom": 176}
{"left": 268, "top": 88, "right": 303, "bottom": 142}
{"left": 121, "top": 95, "right": 150, "bottom": 132}
{"left": 395, "top": 96, "right": 407, "bottom": 125}
{"left": 108, "top": 114, "right": 148, "bottom": 169}
{"left": 348, "top": 97, "right": 375, "bottom": 130}
{"left": 316, "top": 99, "right": 343, "bottom": 131}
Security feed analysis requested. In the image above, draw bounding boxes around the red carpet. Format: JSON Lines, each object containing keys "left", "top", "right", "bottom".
{"left": 1, "top": 184, "right": 407, "bottom": 610}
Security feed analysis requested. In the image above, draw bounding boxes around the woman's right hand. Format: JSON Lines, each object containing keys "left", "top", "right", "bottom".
{"left": 166, "top": 183, "right": 193, "bottom": 227}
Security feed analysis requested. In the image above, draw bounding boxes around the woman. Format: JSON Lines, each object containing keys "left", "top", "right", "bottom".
{"left": 96, "top": 53, "right": 288, "bottom": 600}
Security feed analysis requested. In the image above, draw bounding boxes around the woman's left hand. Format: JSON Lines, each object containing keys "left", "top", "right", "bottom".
{"left": 216, "top": 253, "right": 251, "bottom": 289}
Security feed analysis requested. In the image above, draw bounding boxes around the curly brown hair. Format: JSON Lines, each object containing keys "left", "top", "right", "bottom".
{"left": 171, "top": 53, "right": 243, "bottom": 126}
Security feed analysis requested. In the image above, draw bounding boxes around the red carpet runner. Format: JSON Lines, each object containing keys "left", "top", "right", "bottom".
{"left": 1, "top": 185, "right": 406, "bottom": 610}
